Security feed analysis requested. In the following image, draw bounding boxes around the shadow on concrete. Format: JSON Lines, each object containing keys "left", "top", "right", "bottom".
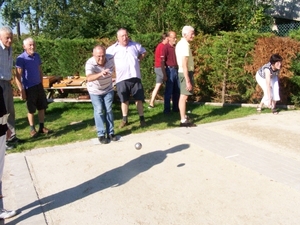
{"left": 6, "top": 143, "right": 190, "bottom": 224}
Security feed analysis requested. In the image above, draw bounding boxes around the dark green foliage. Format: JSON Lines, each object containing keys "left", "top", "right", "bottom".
{"left": 131, "top": 33, "right": 162, "bottom": 98}
{"left": 194, "top": 31, "right": 260, "bottom": 103}
{"left": 10, "top": 31, "right": 300, "bottom": 105}
{"left": 290, "top": 53, "right": 300, "bottom": 106}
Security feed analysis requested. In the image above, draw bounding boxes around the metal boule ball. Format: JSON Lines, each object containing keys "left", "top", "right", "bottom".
{"left": 135, "top": 142, "right": 142, "bottom": 150}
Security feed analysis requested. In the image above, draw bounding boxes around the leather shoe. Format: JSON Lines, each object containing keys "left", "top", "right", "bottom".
{"left": 30, "top": 129, "right": 38, "bottom": 138}
{"left": 98, "top": 136, "right": 108, "bottom": 144}
{"left": 108, "top": 134, "right": 118, "bottom": 141}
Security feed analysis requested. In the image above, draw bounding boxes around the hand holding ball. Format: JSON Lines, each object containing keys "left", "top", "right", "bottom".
{"left": 135, "top": 142, "right": 142, "bottom": 150}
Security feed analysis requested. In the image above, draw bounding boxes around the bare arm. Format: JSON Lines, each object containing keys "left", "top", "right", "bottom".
{"left": 15, "top": 68, "right": 26, "bottom": 100}
{"left": 138, "top": 52, "right": 146, "bottom": 61}
{"left": 160, "top": 57, "right": 167, "bottom": 81}
{"left": 86, "top": 69, "right": 111, "bottom": 82}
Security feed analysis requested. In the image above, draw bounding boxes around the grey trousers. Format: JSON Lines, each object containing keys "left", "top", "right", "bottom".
{"left": 0, "top": 80, "right": 16, "bottom": 138}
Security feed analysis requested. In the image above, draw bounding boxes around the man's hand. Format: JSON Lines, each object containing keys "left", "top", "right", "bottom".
{"left": 101, "top": 69, "right": 111, "bottom": 77}
{"left": 186, "top": 80, "right": 192, "bottom": 92}
{"left": 20, "top": 89, "right": 26, "bottom": 101}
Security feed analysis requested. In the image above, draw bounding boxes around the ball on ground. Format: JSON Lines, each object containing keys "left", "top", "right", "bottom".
{"left": 135, "top": 142, "right": 142, "bottom": 150}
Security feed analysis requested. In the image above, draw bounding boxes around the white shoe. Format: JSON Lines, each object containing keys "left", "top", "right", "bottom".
{"left": 0, "top": 209, "right": 17, "bottom": 219}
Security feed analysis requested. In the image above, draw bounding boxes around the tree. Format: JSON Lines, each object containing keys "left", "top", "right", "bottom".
{"left": 1, "top": 0, "right": 273, "bottom": 39}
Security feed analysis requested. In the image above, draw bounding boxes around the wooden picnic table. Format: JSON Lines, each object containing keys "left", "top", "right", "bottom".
{"left": 43, "top": 76, "right": 90, "bottom": 102}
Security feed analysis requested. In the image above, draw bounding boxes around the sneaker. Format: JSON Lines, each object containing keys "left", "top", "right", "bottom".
{"left": 140, "top": 120, "right": 147, "bottom": 127}
{"left": 30, "top": 129, "right": 38, "bottom": 138}
{"left": 148, "top": 105, "right": 154, "bottom": 109}
{"left": 39, "top": 127, "right": 51, "bottom": 134}
{"left": 119, "top": 120, "right": 128, "bottom": 128}
{"left": 180, "top": 120, "right": 197, "bottom": 127}
{"left": 0, "top": 209, "right": 17, "bottom": 219}
{"left": 108, "top": 134, "right": 118, "bottom": 141}
{"left": 98, "top": 136, "right": 108, "bottom": 144}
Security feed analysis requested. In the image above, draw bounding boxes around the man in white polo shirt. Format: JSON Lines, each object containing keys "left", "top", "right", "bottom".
{"left": 175, "top": 25, "right": 196, "bottom": 127}
{"left": 106, "top": 28, "right": 147, "bottom": 128}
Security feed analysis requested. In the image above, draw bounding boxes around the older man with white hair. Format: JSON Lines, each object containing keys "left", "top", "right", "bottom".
{"left": 175, "top": 25, "right": 196, "bottom": 127}
{"left": 15, "top": 37, "right": 51, "bottom": 138}
{"left": 0, "top": 26, "right": 22, "bottom": 148}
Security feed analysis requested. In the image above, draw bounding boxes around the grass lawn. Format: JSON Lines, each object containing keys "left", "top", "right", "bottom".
{"left": 9, "top": 98, "right": 275, "bottom": 153}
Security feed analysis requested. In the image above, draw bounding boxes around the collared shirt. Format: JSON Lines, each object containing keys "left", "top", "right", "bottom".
{"left": 15, "top": 51, "right": 42, "bottom": 89}
{"left": 106, "top": 40, "right": 146, "bottom": 83}
{"left": 0, "top": 41, "right": 13, "bottom": 81}
{"left": 162, "top": 42, "right": 177, "bottom": 67}
{"left": 154, "top": 42, "right": 164, "bottom": 68}
{"left": 175, "top": 38, "right": 194, "bottom": 72}
{"left": 85, "top": 55, "right": 114, "bottom": 95}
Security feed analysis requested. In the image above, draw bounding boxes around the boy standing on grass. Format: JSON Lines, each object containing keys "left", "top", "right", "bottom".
{"left": 15, "top": 37, "right": 51, "bottom": 138}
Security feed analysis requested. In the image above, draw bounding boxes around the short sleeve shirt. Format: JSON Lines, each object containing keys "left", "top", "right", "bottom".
{"left": 154, "top": 42, "right": 164, "bottom": 68}
{"left": 15, "top": 52, "right": 42, "bottom": 89}
{"left": 85, "top": 55, "right": 114, "bottom": 95}
{"left": 162, "top": 43, "right": 177, "bottom": 67}
{"left": 175, "top": 38, "right": 194, "bottom": 72}
{"left": 106, "top": 41, "right": 146, "bottom": 83}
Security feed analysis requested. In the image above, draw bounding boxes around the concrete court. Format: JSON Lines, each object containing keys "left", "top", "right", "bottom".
{"left": 1, "top": 110, "right": 300, "bottom": 225}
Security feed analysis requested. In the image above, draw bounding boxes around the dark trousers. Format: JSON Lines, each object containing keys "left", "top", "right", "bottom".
{"left": 164, "top": 67, "right": 180, "bottom": 113}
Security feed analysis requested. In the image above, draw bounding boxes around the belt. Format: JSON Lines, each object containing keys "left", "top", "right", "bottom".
{"left": 0, "top": 114, "right": 9, "bottom": 125}
{"left": 167, "top": 66, "right": 178, "bottom": 69}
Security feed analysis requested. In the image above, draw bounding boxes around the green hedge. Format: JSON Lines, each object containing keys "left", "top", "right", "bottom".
{"left": 12, "top": 31, "right": 300, "bottom": 105}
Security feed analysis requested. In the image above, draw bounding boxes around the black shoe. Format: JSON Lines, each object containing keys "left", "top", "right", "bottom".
{"left": 108, "top": 134, "right": 118, "bottom": 141}
{"left": 140, "top": 120, "right": 147, "bottom": 127}
{"left": 185, "top": 115, "right": 193, "bottom": 122}
{"left": 6, "top": 136, "right": 24, "bottom": 144}
{"left": 98, "top": 136, "right": 108, "bottom": 144}
{"left": 180, "top": 120, "right": 197, "bottom": 127}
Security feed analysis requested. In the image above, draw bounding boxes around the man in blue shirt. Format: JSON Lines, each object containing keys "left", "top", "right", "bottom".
{"left": 15, "top": 37, "right": 51, "bottom": 137}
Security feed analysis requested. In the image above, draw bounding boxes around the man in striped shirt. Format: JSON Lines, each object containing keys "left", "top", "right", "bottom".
{"left": 85, "top": 45, "right": 117, "bottom": 144}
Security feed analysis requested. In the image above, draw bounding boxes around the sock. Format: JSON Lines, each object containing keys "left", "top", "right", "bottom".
{"left": 122, "top": 116, "right": 128, "bottom": 122}
{"left": 139, "top": 115, "right": 145, "bottom": 121}
{"left": 30, "top": 125, "right": 35, "bottom": 131}
{"left": 181, "top": 119, "right": 187, "bottom": 123}
{"left": 39, "top": 123, "right": 44, "bottom": 131}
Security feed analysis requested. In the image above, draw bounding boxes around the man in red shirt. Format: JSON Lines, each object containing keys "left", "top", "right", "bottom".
{"left": 148, "top": 33, "right": 168, "bottom": 108}
{"left": 161, "top": 31, "right": 180, "bottom": 114}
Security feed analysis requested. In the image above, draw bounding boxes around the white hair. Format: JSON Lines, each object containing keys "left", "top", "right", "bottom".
{"left": 182, "top": 26, "right": 194, "bottom": 37}
{"left": 0, "top": 26, "right": 13, "bottom": 35}
{"left": 23, "top": 37, "right": 34, "bottom": 45}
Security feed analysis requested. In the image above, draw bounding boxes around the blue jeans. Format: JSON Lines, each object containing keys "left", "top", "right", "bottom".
{"left": 164, "top": 67, "right": 180, "bottom": 113}
{"left": 90, "top": 91, "right": 114, "bottom": 137}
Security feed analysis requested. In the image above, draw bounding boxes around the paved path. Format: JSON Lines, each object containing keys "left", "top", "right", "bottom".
{"left": 2, "top": 110, "right": 300, "bottom": 225}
